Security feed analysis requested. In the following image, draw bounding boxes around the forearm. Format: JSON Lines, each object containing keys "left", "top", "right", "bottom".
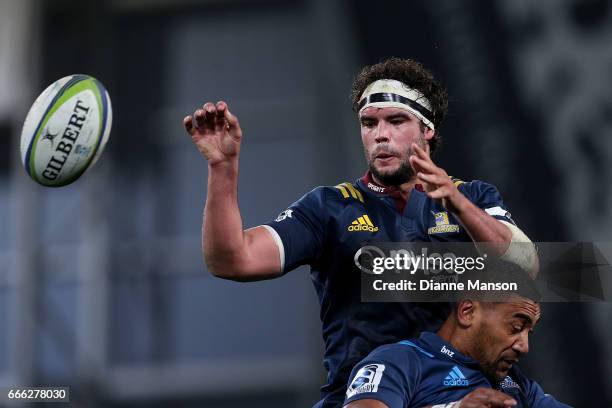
{"left": 203, "top": 160, "right": 246, "bottom": 274}
{"left": 452, "top": 196, "right": 511, "bottom": 250}
{"left": 453, "top": 196, "right": 538, "bottom": 275}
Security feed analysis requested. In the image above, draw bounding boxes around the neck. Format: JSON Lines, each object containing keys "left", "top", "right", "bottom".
{"left": 437, "top": 318, "right": 477, "bottom": 361}
{"left": 370, "top": 172, "right": 418, "bottom": 200}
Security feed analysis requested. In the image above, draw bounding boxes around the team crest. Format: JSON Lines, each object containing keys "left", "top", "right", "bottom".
{"left": 275, "top": 209, "right": 293, "bottom": 222}
{"left": 428, "top": 211, "right": 460, "bottom": 234}
{"left": 346, "top": 364, "right": 385, "bottom": 398}
{"left": 499, "top": 376, "right": 520, "bottom": 390}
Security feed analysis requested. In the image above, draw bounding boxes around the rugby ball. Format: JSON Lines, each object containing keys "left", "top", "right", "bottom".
{"left": 20, "top": 74, "right": 112, "bottom": 187}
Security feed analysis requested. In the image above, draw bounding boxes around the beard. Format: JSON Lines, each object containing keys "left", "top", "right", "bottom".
{"left": 366, "top": 132, "right": 427, "bottom": 187}
{"left": 370, "top": 157, "right": 414, "bottom": 186}
{"left": 472, "top": 324, "right": 507, "bottom": 383}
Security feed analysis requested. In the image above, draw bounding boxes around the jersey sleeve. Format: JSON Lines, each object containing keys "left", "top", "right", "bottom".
{"left": 343, "top": 345, "right": 417, "bottom": 408}
{"left": 459, "top": 180, "right": 515, "bottom": 225}
{"left": 262, "top": 187, "right": 327, "bottom": 274}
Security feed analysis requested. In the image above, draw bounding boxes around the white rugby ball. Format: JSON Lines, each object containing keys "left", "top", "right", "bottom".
{"left": 20, "top": 74, "right": 112, "bottom": 187}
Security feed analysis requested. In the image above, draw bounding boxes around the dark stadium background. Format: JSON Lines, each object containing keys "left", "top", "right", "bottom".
{"left": 0, "top": 0, "right": 611, "bottom": 406}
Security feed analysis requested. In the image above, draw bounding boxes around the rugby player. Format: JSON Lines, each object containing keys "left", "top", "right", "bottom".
{"left": 183, "top": 58, "right": 537, "bottom": 408}
{"left": 343, "top": 293, "right": 570, "bottom": 407}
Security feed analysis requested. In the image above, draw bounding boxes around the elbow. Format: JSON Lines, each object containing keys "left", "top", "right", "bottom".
{"left": 204, "top": 251, "right": 250, "bottom": 281}
{"left": 498, "top": 221, "right": 539, "bottom": 278}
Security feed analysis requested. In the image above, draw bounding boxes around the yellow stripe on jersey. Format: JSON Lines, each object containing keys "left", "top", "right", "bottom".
{"left": 335, "top": 184, "right": 350, "bottom": 198}
{"left": 344, "top": 183, "right": 365, "bottom": 203}
{"left": 335, "top": 182, "right": 364, "bottom": 203}
{"left": 363, "top": 214, "right": 374, "bottom": 227}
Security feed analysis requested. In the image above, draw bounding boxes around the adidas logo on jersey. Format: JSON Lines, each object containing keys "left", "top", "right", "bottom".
{"left": 443, "top": 365, "right": 469, "bottom": 386}
{"left": 348, "top": 215, "right": 379, "bottom": 232}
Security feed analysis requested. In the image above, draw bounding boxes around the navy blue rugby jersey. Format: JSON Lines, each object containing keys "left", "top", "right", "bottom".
{"left": 262, "top": 173, "right": 515, "bottom": 408}
{"left": 344, "top": 332, "right": 571, "bottom": 408}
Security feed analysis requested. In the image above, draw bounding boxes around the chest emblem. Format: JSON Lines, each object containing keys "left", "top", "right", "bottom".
{"left": 348, "top": 214, "right": 379, "bottom": 232}
{"left": 428, "top": 211, "right": 460, "bottom": 234}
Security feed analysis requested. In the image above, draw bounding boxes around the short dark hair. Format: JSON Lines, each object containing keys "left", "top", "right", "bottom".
{"left": 351, "top": 57, "right": 448, "bottom": 154}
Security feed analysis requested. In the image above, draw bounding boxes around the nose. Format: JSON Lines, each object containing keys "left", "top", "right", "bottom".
{"left": 513, "top": 331, "right": 530, "bottom": 355}
{"left": 374, "top": 121, "right": 390, "bottom": 143}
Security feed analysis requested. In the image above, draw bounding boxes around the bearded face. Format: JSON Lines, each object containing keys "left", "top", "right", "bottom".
{"left": 360, "top": 106, "right": 429, "bottom": 186}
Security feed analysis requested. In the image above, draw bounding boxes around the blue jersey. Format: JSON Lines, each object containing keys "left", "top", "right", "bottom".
{"left": 264, "top": 174, "right": 515, "bottom": 408}
{"left": 344, "top": 332, "right": 571, "bottom": 408}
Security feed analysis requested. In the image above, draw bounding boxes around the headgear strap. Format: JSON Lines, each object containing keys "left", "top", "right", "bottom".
{"left": 356, "top": 79, "right": 435, "bottom": 130}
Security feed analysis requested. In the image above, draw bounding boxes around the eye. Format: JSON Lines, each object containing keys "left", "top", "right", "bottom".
{"left": 360, "top": 119, "right": 375, "bottom": 128}
{"left": 390, "top": 118, "right": 405, "bottom": 125}
{"left": 511, "top": 322, "right": 525, "bottom": 334}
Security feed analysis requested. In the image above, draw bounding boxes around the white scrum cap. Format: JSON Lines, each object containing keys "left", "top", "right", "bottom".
{"left": 356, "top": 79, "right": 435, "bottom": 130}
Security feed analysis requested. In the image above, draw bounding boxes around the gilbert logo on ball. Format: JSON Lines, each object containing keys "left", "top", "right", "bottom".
{"left": 20, "top": 74, "right": 112, "bottom": 187}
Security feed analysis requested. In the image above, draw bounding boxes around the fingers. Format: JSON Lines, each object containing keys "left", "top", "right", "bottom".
{"left": 184, "top": 101, "right": 242, "bottom": 152}
{"left": 185, "top": 101, "right": 237, "bottom": 133}
{"left": 202, "top": 102, "right": 216, "bottom": 131}
{"left": 215, "top": 101, "right": 227, "bottom": 131}
{"left": 426, "top": 186, "right": 451, "bottom": 200}
{"left": 412, "top": 143, "right": 430, "bottom": 161}
{"left": 222, "top": 104, "right": 239, "bottom": 130}
{"left": 410, "top": 154, "right": 438, "bottom": 174}
{"left": 194, "top": 108, "right": 206, "bottom": 130}
{"left": 462, "top": 388, "right": 517, "bottom": 408}
{"left": 188, "top": 102, "right": 217, "bottom": 133}
{"left": 416, "top": 172, "right": 447, "bottom": 185}
{"left": 183, "top": 115, "right": 194, "bottom": 135}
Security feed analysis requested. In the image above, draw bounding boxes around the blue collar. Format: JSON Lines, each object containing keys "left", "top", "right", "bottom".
{"left": 417, "top": 332, "right": 481, "bottom": 368}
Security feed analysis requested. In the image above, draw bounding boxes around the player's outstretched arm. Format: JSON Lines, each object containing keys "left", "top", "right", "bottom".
{"left": 184, "top": 101, "right": 282, "bottom": 281}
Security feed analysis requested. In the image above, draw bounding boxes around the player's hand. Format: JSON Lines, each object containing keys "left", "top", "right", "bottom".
{"left": 409, "top": 143, "right": 468, "bottom": 215}
{"left": 456, "top": 387, "right": 517, "bottom": 407}
{"left": 183, "top": 101, "right": 242, "bottom": 166}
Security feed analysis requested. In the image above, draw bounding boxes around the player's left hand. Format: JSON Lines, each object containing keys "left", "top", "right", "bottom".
{"left": 409, "top": 143, "right": 468, "bottom": 215}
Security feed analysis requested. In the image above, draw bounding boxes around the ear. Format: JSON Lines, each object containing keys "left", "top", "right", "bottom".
{"left": 423, "top": 126, "right": 435, "bottom": 141}
{"left": 456, "top": 299, "right": 478, "bottom": 328}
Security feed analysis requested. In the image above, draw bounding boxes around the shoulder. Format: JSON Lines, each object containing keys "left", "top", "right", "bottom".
{"left": 451, "top": 177, "right": 508, "bottom": 204}
{"left": 297, "top": 181, "right": 366, "bottom": 205}
{"left": 451, "top": 177, "right": 499, "bottom": 193}
{"left": 364, "top": 340, "right": 433, "bottom": 368}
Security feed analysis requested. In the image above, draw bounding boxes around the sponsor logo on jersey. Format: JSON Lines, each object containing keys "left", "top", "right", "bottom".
{"left": 346, "top": 364, "right": 386, "bottom": 399}
{"left": 443, "top": 365, "right": 469, "bottom": 386}
{"left": 440, "top": 345, "right": 455, "bottom": 357}
{"left": 428, "top": 211, "right": 460, "bottom": 234}
{"left": 499, "top": 376, "right": 520, "bottom": 390}
{"left": 367, "top": 182, "right": 386, "bottom": 193}
{"left": 275, "top": 209, "right": 293, "bottom": 222}
{"left": 348, "top": 214, "right": 379, "bottom": 232}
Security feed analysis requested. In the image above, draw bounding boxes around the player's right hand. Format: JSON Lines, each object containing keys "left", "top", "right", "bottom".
{"left": 457, "top": 388, "right": 517, "bottom": 407}
{"left": 183, "top": 101, "right": 242, "bottom": 166}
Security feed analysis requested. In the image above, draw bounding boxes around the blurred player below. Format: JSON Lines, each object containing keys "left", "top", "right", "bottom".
{"left": 183, "top": 57, "right": 537, "bottom": 408}
{"left": 343, "top": 293, "right": 571, "bottom": 408}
